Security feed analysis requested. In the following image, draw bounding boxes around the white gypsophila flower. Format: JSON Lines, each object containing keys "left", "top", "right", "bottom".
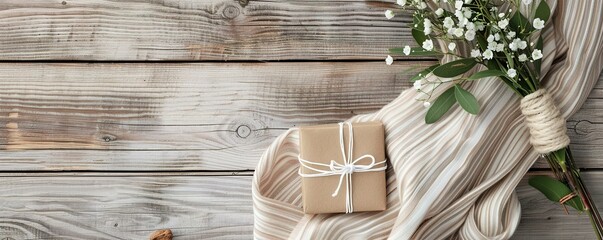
{"left": 424, "top": 26, "right": 432, "bottom": 35}
{"left": 455, "top": 0, "right": 463, "bottom": 10}
{"left": 455, "top": 10, "right": 464, "bottom": 20}
{"left": 518, "top": 40, "right": 527, "bottom": 49}
{"left": 458, "top": 17, "right": 469, "bottom": 27}
{"left": 423, "top": 101, "right": 431, "bottom": 108}
{"left": 494, "top": 33, "right": 501, "bottom": 41}
{"left": 498, "top": 19, "right": 509, "bottom": 29}
{"left": 463, "top": 9, "right": 472, "bottom": 18}
{"left": 448, "top": 42, "right": 456, "bottom": 51}
{"left": 482, "top": 49, "right": 494, "bottom": 59}
{"left": 403, "top": 45, "right": 411, "bottom": 55}
{"left": 487, "top": 35, "right": 495, "bottom": 42}
{"left": 424, "top": 19, "right": 432, "bottom": 33}
{"left": 464, "top": 0, "right": 472, "bottom": 3}
{"left": 385, "top": 10, "right": 395, "bottom": 19}
{"left": 413, "top": 80, "right": 422, "bottom": 90}
{"left": 397, "top": 0, "right": 406, "bottom": 6}
{"left": 498, "top": 13, "right": 505, "bottom": 18}
{"left": 466, "top": 22, "right": 475, "bottom": 30}
{"left": 533, "top": 18, "right": 545, "bottom": 30}
{"left": 518, "top": 54, "right": 528, "bottom": 62}
{"left": 507, "top": 68, "right": 517, "bottom": 78}
{"left": 487, "top": 41, "right": 497, "bottom": 51}
{"left": 476, "top": 22, "right": 486, "bottom": 31}
{"left": 507, "top": 31, "right": 516, "bottom": 39}
{"left": 435, "top": 8, "right": 444, "bottom": 16}
{"left": 418, "top": 2, "right": 427, "bottom": 9}
{"left": 465, "top": 30, "right": 476, "bottom": 41}
{"left": 386, "top": 55, "right": 394, "bottom": 65}
{"left": 422, "top": 39, "right": 434, "bottom": 51}
{"left": 532, "top": 49, "right": 543, "bottom": 60}
{"left": 443, "top": 17, "right": 454, "bottom": 29}
{"left": 453, "top": 28, "right": 464, "bottom": 37}
{"left": 522, "top": 0, "right": 533, "bottom": 5}
{"left": 495, "top": 43, "right": 504, "bottom": 52}
{"left": 471, "top": 49, "right": 481, "bottom": 58}
{"left": 509, "top": 38, "right": 521, "bottom": 51}
{"left": 491, "top": 7, "right": 498, "bottom": 13}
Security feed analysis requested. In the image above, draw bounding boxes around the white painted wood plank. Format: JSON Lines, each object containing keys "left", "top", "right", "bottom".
{"left": 1, "top": 173, "right": 602, "bottom": 239}
{"left": 0, "top": 63, "right": 600, "bottom": 171}
{"left": 0, "top": 0, "right": 412, "bottom": 61}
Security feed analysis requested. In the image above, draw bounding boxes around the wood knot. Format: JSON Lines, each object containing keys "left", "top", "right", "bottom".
{"left": 236, "top": 125, "right": 251, "bottom": 138}
{"left": 149, "top": 229, "right": 172, "bottom": 240}
{"left": 62, "top": 1, "right": 67, "bottom": 5}
{"left": 222, "top": 5, "right": 240, "bottom": 19}
{"left": 238, "top": 0, "right": 249, "bottom": 7}
{"left": 101, "top": 134, "right": 116, "bottom": 142}
{"left": 573, "top": 120, "right": 593, "bottom": 135}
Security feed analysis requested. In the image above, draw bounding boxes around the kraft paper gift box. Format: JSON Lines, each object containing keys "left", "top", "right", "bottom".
{"left": 298, "top": 121, "right": 387, "bottom": 214}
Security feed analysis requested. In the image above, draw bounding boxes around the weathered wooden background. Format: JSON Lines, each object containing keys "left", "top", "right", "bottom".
{"left": 0, "top": 1, "right": 601, "bottom": 239}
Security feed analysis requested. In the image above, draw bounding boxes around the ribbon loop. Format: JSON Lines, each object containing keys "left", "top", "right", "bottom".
{"left": 298, "top": 122, "right": 387, "bottom": 213}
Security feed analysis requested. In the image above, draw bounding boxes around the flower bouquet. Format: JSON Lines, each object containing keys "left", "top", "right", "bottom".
{"left": 386, "top": 0, "right": 603, "bottom": 237}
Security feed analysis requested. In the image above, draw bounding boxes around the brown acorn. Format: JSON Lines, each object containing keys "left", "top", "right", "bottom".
{"left": 149, "top": 229, "right": 173, "bottom": 240}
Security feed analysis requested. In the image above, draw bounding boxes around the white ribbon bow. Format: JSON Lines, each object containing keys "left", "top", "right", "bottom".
{"left": 298, "top": 122, "right": 387, "bottom": 213}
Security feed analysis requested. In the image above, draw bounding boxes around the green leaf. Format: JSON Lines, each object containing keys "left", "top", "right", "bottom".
{"left": 529, "top": 175, "right": 585, "bottom": 212}
{"left": 410, "top": 64, "right": 440, "bottom": 82}
{"left": 535, "top": 0, "right": 551, "bottom": 23}
{"left": 390, "top": 47, "right": 440, "bottom": 56}
{"left": 412, "top": 29, "right": 428, "bottom": 46}
{"left": 553, "top": 148, "right": 567, "bottom": 163}
{"left": 534, "top": 36, "right": 544, "bottom": 75}
{"left": 509, "top": 10, "right": 532, "bottom": 33}
{"left": 476, "top": 33, "right": 488, "bottom": 50}
{"left": 467, "top": 69, "right": 506, "bottom": 80}
{"left": 413, "top": 13, "right": 423, "bottom": 31}
{"left": 454, "top": 85, "right": 479, "bottom": 114}
{"left": 425, "top": 87, "right": 456, "bottom": 124}
{"left": 432, "top": 58, "right": 477, "bottom": 78}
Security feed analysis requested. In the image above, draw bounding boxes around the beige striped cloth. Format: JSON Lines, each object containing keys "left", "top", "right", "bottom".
{"left": 252, "top": 0, "right": 603, "bottom": 239}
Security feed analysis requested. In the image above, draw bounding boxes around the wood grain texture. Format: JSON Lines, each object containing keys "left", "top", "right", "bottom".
{"left": 0, "top": 61, "right": 424, "bottom": 171}
{"left": 0, "top": 62, "right": 600, "bottom": 171}
{"left": 0, "top": 0, "right": 413, "bottom": 61}
{"left": 0, "top": 173, "right": 600, "bottom": 239}
{"left": 0, "top": 176, "right": 253, "bottom": 240}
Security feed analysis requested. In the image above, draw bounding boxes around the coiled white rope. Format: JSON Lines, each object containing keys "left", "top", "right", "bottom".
{"left": 298, "top": 122, "right": 387, "bottom": 213}
{"left": 520, "top": 89, "right": 570, "bottom": 154}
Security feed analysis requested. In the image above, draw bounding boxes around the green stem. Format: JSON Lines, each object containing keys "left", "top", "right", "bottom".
{"left": 548, "top": 147, "right": 603, "bottom": 239}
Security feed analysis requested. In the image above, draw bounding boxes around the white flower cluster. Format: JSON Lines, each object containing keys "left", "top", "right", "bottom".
{"left": 384, "top": 0, "right": 549, "bottom": 106}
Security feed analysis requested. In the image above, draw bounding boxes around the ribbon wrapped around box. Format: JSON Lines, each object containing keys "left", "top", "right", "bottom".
{"left": 298, "top": 121, "right": 388, "bottom": 214}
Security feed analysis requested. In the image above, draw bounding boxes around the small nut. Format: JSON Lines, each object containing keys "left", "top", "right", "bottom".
{"left": 150, "top": 229, "right": 173, "bottom": 240}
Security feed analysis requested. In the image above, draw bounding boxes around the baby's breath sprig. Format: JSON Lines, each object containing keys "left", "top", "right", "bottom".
{"left": 386, "top": 0, "right": 603, "bottom": 238}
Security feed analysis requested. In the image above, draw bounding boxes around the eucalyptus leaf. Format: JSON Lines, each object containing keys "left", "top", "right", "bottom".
{"left": 535, "top": 0, "right": 551, "bottom": 23}
{"left": 454, "top": 85, "right": 479, "bottom": 114}
{"left": 476, "top": 33, "right": 488, "bottom": 50}
{"left": 529, "top": 175, "right": 585, "bottom": 212}
{"left": 510, "top": 10, "right": 532, "bottom": 33}
{"left": 425, "top": 87, "right": 456, "bottom": 124}
{"left": 432, "top": 58, "right": 477, "bottom": 78}
{"left": 412, "top": 29, "right": 428, "bottom": 46}
{"left": 410, "top": 64, "right": 440, "bottom": 82}
{"left": 467, "top": 70, "right": 506, "bottom": 80}
{"left": 534, "top": 36, "right": 544, "bottom": 75}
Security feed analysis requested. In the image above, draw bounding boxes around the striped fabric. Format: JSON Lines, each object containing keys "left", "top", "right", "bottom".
{"left": 252, "top": 0, "right": 603, "bottom": 239}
